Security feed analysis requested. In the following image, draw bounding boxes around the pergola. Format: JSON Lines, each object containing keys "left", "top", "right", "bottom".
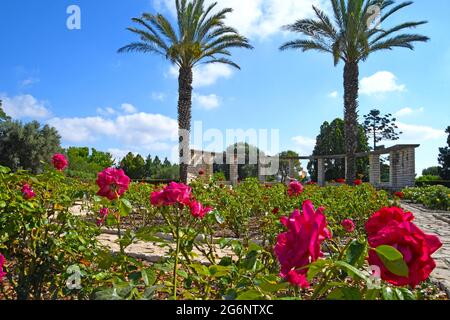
{"left": 188, "top": 144, "right": 420, "bottom": 191}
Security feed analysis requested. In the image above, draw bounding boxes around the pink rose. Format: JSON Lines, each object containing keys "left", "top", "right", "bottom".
{"left": 287, "top": 181, "right": 304, "bottom": 197}
{"left": 0, "top": 254, "right": 6, "bottom": 281}
{"left": 366, "top": 207, "right": 442, "bottom": 287}
{"left": 189, "top": 200, "right": 213, "bottom": 219}
{"left": 275, "top": 200, "right": 331, "bottom": 288}
{"left": 96, "top": 208, "right": 109, "bottom": 226}
{"left": 52, "top": 154, "right": 69, "bottom": 171}
{"left": 150, "top": 182, "right": 192, "bottom": 207}
{"left": 96, "top": 168, "right": 131, "bottom": 201}
{"left": 21, "top": 184, "right": 36, "bottom": 200}
{"left": 285, "top": 270, "right": 310, "bottom": 288}
{"left": 341, "top": 219, "right": 355, "bottom": 233}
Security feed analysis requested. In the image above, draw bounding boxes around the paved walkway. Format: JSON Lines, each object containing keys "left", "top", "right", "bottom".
{"left": 401, "top": 202, "right": 450, "bottom": 296}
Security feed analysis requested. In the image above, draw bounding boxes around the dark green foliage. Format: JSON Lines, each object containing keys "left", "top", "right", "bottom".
{"left": 120, "top": 153, "right": 179, "bottom": 180}
{"left": 307, "top": 119, "right": 370, "bottom": 181}
{"left": 363, "top": 109, "right": 402, "bottom": 150}
{"left": 422, "top": 166, "right": 440, "bottom": 177}
{"left": 120, "top": 152, "right": 146, "bottom": 180}
{"left": 0, "top": 119, "right": 61, "bottom": 173}
{"left": 438, "top": 127, "right": 450, "bottom": 180}
{"left": 66, "top": 147, "right": 114, "bottom": 179}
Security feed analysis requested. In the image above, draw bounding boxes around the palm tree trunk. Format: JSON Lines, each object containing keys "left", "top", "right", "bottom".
{"left": 343, "top": 62, "right": 359, "bottom": 185}
{"left": 178, "top": 66, "right": 193, "bottom": 184}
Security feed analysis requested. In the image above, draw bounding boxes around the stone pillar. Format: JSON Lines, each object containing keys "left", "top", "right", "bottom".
{"left": 398, "top": 147, "right": 416, "bottom": 189}
{"left": 369, "top": 154, "right": 381, "bottom": 186}
{"left": 288, "top": 159, "right": 295, "bottom": 179}
{"left": 389, "top": 151, "right": 400, "bottom": 190}
{"left": 317, "top": 158, "right": 325, "bottom": 187}
{"left": 230, "top": 155, "right": 238, "bottom": 186}
{"left": 258, "top": 156, "right": 266, "bottom": 183}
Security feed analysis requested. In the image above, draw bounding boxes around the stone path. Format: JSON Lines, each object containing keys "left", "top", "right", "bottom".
{"left": 401, "top": 202, "right": 450, "bottom": 296}
{"left": 97, "top": 233, "right": 235, "bottom": 265}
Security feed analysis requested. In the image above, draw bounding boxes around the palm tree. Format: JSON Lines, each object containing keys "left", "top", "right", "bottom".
{"left": 119, "top": 0, "right": 253, "bottom": 183}
{"left": 280, "top": 0, "right": 428, "bottom": 184}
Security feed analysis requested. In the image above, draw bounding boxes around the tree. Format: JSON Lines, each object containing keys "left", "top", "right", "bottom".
{"left": 278, "top": 150, "right": 303, "bottom": 183}
{"left": 280, "top": 0, "right": 428, "bottom": 184}
{"left": 120, "top": 153, "right": 146, "bottom": 180}
{"left": 0, "top": 100, "right": 10, "bottom": 122}
{"left": 0, "top": 120, "right": 61, "bottom": 173}
{"left": 438, "top": 126, "right": 450, "bottom": 180}
{"left": 66, "top": 147, "right": 114, "bottom": 179}
{"left": 422, "top": 166, "right": 440, "bottom": 177}
{"left": 307, "top": 118, "right": 370, "bottom": 181}
{"left": 363, "top": 109, "right": 402, "bottom": 150}
{"left": 119, "top": 0, "right": 253, "bottom": 183}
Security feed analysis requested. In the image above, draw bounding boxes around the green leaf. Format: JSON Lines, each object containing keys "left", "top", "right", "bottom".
{"left": 190, "top": 263, "right": 210, "bottom": 276}
{"left": 209, "top": 265, "right": 232, "bottom": 278}
{"left": 95, "top": 288, "right": 123, "bottom": 300}
{"left": 346, "top": 239, "right": 368, "bottom": 267}
{"left": 0, "top": 166, "right": 11, "bottom": 174}
{"left": 396, "top": 287, "right": 416, "bottom": 300}
{"left": 375, "top": 245, "right": 409, "bottom": 277}
{"left": 335, "top": 261, "right": 370, "bottom": 282}
{"left": 307, "top": 259, "right": 331, "bottom": 281}
{"left": 382, "top": 287, "right": 397, "bottom": 300}
{"left": 327, "top": 288, "right": 362, "bottom": 300}
{"left": 119, "top": 198, "right": 133, "bottom": 217}
{"left": 142, "top": 268, "right": 156, "bottom": 286}
{"left": 236, "top": 289, "right": 264, "bottom": 300}
{"left": 258, "top": 278, "right": 289, "bottom": 293}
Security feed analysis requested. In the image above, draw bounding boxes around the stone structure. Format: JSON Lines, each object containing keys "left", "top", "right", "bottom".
{"left": 188, "top": 145, "right": 419, "bottom": 190}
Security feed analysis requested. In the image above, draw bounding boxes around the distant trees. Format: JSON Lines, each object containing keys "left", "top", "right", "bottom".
{"left": 422, "top": 166, "right": 440, "bottom": 177}
{"left": 0, "top": 118, "right": 61, "bottom": 173}
{"left": 363, "top": 109, "right": 402, "bottom": 150}
{"left": 307, "top": 119, "right": 369, "bottom": 181}
{"left": 0, "top": 100, "right": 9, "bottom": 122}
{"left": 278, "top": 150, "right": 303, "bottom": 183}
{"left": 438, "top": 126, "right": 450, "bottom": 180}
{"left": 119, "top": 153, "right": 179, "bottom": 180}
{"left": 66, "top": 147, "right": 114, "bottom": 179}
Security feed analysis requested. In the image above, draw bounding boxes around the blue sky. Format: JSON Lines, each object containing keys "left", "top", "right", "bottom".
{"left": 0, "top": 0, "right": 449, "bottom": 175}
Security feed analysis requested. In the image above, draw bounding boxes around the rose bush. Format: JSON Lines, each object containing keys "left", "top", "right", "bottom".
{"left": 0, "top": 164, "right": 445, "bottom": 300}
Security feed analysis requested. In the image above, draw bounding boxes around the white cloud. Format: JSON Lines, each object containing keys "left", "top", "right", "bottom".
{"left": 96, "top": 107, "right": 117, "bottom": 116}
{"left": 292, "top": 136, "right": 316, "bottom": 155}
{"left": 155, "top": 0, "right": 329, "bottom": 39}
{"left": 20, "top": 77, "right": 40, "bottom": 88}
{"left": 397, "top": 122, "right": 446, "bottom": 142}
{"left": 121, "top": 103, "right": 137, "bottom": 114}
{"left": 48, "top": 112, "right": 178, "bottom": 149}
{"left": 0, "top": 93, "right": 51, "bottom": 119}
{"left": 193, "top": 93, "right": 220, "bottom": 110}
{"left": 328, "top": 91, "right": 338, "bottom": 98}
{"left": 395, "top": 107, "right": 424, "bottom": 117}
{"left": 152, "top": 92, "right": 167, "bottom": 102}
{"left": 360, "top": 71, "right": 406, "bottom": 96}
